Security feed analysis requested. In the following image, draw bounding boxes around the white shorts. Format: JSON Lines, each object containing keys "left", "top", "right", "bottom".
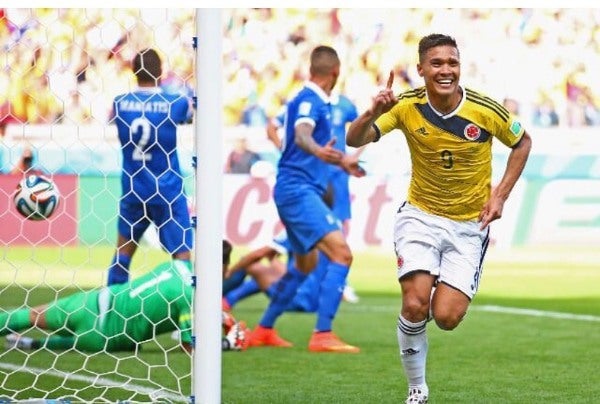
{"left": 393, "top": 202, "right": 490, "bottom": 299}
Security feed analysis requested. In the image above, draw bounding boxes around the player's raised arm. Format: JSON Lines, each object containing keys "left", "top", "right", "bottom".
{"left": 347, "top": 71, "right": 397, "bottom": 147}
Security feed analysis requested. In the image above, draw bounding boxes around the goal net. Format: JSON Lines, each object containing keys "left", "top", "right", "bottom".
{"left": 0, "top": 9, "right": 199, "bottom": 402}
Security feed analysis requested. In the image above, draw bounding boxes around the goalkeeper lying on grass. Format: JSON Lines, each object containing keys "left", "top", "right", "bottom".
{"left": 0, "top": 240, "right": 249, "bottom": 353}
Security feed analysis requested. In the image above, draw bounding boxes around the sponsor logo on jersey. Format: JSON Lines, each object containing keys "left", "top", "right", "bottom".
{"left": 332, "top": 108, "right": 343, "bottom": 125}
{"left": 299, "top": 101, "right": 312, "bottom": 116}
{"left": 415, "top": 127, "right": 428, "bottom": 136}
{"left": 510, "top": 120, "right": 522, "bottom": 136}
{"left": 464, "top": 123, "right": 481, "bottom": 140}
{"left": 326, "top": 213, "right": 337, "bottom": 225}
{"left": 397, "top": 255, "right": 404, "bottom": 269}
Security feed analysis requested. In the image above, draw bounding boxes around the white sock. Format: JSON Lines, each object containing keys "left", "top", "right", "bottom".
{"left": 397, "top": 315, "right": 428, "bottom": 389}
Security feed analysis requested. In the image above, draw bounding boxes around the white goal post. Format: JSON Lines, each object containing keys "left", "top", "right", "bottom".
{"left": 0, "top": 8, "right": 223, "bottom": 402}
{"left": 194, "top": 8, "right": 224, "bottom": 404}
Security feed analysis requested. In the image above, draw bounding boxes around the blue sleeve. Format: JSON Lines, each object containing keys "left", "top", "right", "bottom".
{"left": 296, "top": 96, "right": 322, "bottom": 125}
{"left": 172, "top": 96, "right": 192, "bottom": 124}
{"left": 348, "top": 100, "right": 359, "bottom": 122}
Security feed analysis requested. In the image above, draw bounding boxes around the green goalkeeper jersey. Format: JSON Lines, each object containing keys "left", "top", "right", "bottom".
{"left": 47, "top": 260, "right": 193, "bottom": 351}
{"left": 101, "top": 259, "right": 193, "bottom": 350}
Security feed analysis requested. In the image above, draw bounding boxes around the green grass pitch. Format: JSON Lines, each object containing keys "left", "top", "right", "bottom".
{"left": 1, "top": 245, "right": 599, "bottom": 402}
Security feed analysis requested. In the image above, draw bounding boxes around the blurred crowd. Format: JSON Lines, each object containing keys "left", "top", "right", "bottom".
{"left": 1, "top": 8, "right": 600, "bottom": 135}
{"left": 0, "top": 8, "right": 195, "bottom": 131}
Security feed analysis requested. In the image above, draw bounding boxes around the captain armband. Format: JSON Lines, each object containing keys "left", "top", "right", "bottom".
{"left": 372, "top": 124, "right": 382, "bottom": 143}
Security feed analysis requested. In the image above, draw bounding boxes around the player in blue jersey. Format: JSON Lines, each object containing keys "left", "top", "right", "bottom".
{"left": 267, "top": 94, "right": 363, "bottom": 302}
{"left": 347, "top": 34, "right": 532, "bottom": 403}
{"left": 249, "top": 45, "right": 365, "bottom": 353}
{"left": 267, "top": 92, "right": 362, "bottom": 235}
{"left": 107, "top": 48, "right": 193, "bottom": 286}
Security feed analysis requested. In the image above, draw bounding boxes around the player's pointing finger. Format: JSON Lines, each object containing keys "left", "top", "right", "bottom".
{"left": 386, "top": 70, "right": 394, "bottom": 89}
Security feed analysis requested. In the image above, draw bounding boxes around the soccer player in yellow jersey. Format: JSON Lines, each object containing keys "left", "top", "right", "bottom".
{"left": 347, "top": 34, "right": 532, "bottom": 404}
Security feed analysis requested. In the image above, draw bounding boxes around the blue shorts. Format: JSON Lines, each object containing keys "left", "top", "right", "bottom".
{"left": 329, "top": 169, "right": 351, "bottom": 222}
{"left": 118, "top": 195, "right": 192, "bottom": 254}
{"left": 274, "top": 186, "right": 341, "bottom": 255}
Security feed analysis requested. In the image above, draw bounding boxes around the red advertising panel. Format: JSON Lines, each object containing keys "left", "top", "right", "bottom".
{"left": 0, "top": 174, "right": 78, "bottom": 246}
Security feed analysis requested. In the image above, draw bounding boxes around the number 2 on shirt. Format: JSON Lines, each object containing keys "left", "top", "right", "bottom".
{"left": 131, "top": 117, "right": 153, "bottom": 161}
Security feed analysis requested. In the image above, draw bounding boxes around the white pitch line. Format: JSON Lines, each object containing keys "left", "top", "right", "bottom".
{"left": 472, "top": 304, "right": 600, "bottom": 322}
{"left": 0, "top": 362, "right": 187, "bottom": 402}
{"left": 344, "top": 303, "right": 600, "bottom": 322}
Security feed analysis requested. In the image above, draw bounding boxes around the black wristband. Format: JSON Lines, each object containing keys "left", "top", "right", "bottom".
{"left": 372, "top": 123, "right": 382, "bottom": 143}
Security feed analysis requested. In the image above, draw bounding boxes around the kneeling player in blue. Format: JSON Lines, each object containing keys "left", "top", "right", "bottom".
{"left": 223, "top": 232, "right": 355, "bottom": 342}
{"left": 222, "top": 228, "right": 292, "bottom": 310}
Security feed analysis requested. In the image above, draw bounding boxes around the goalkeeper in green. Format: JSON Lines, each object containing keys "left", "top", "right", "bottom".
{"left": 0, "top": 240, "right": 248, "bottom": 352}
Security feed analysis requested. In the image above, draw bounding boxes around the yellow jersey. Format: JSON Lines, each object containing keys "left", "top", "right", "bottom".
{"left": 375, "top": 86, "right": 525, "bottom": 220}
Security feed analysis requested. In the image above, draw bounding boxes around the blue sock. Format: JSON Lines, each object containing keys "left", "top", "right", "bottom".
{"left": 265, "top": 282, "right": 277, "bottom": 299}
{"left": 315, "top": 262, "right": 349, "bottom": 332}
{"left": 225, "top": 279, "right": 261, "bottom": 307}
{"left": 107, "top": 253, "right": 132, "bottom": 286}
{"left": 259, "top": 266, "right": 306, "bottom": 328}
{"left": 292, "top": 253, "right": 329, "bottom": 312}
